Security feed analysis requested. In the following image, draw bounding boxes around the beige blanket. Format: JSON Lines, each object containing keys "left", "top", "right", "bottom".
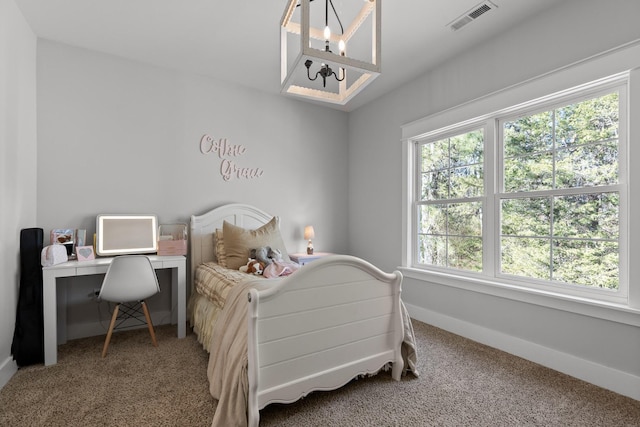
{"left": 195, "top": 262, "right": 254, "bottom": 309}
{"left": 207, "top": 279, "right": 265, "bottom": 427}
{"left": 207, "top": 279, "right": 419, "bottom": 427}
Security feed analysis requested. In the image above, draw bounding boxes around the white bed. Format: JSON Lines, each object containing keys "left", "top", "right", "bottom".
{"left": 188, "top": 203, "right": 417, "bottom": 427}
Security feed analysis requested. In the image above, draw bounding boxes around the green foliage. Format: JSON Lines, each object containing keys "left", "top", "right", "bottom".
{"left": 501, "top": 198, "right": 550, "bottom": 236}
{"left": 419, "top": 91, "right": 620, "bottom": 290}
{"left": 419, "top": 129, "right": 484, "bottom": 272}
{"left": 552, "top": 239, "right": 618, "bottom": 289}
{"left": 501, "top": 237, "right": 550, "bottom": 280}
{"left": 504, "top": 111, "right": 553, "bottom": 157}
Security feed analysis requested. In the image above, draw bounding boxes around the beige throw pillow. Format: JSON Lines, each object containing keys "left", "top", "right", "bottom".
{"left": 222, "top": 217, "right": 290, "bottom": 270}
{"left": 214, "top": 229, "right": 227, "bottom": 268}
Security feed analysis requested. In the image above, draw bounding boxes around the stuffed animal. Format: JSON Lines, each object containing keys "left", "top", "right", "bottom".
{"left": 267, "top": 247, "right": 283, "bottom": 262}
{"left": 247, "top": 260, "right": 265, "bottom": 275}
{"left": 250, "top": 246, "right": 273, "bottom": 265}
{"left": 239, "top": 258, "right": 251, "bottom": 273}
{"left": 240, "top": 258, "right": 265, "bottom": 275}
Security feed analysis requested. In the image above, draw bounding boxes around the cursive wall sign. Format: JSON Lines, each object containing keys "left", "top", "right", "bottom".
{"left": 200, "top": 134, "right": 264, "bottom": 182}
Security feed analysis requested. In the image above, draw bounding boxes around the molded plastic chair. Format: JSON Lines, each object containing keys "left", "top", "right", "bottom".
{"left": 98, "top": 255, "right": 160, "bottom": 357}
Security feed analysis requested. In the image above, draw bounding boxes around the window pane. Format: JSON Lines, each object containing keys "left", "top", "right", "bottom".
{"left": 420, "top": 170, "right": 448, "bottom": 200}
{"left": 420, "top": 129, "right": 484, "bottom": 203}
{"left": 504, "top": 151, "right": 553, "bottom": 192}
{"left": 553, "top": 239, "right": 618, "bottom": 289}
{"left": 448, "top": 202, "right": 482, "bottom": 237}
{"left": 421, "top": 140, "right": 449, "bottom": 171}
{"left": 448, "top": 237, "right": 482, "bottom": 272}
{"left": 556, "top": 93, "right": 619, "bottom": 147}
{"left": 503, "top": 111, "right": 553, "bottom": 157}
{"left": 553, "top": 193, "right": 619, "bottom": 239}
{"left": 450, "top": 165, "right": 483, "bottom": 198}
{"left": 450, "top": 130, "right": 483, "bottom": 167}
{"left": 501, "top": 197, "right": 550, "bottom": 237}
{"left": 501, "top": 236, "right": 550, "bottom": 279}
{"left": 556, "top": 142, "right": 618, "bottom": 188}
{"left": 418, "top": 204, "right": 447, "bottom": 235}
{"left": 418, "top": 235, "right": 446, "bottom": 266}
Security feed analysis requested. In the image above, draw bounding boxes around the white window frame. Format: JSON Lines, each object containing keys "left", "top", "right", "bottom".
{"left": 400, "top": 42, "right": 640, "bottom": 325}
{"left": 493, "top": 83, "right": 627, "bottom": 303}
{"left": 413, "top": 123, "right": 487, "bottom": 272}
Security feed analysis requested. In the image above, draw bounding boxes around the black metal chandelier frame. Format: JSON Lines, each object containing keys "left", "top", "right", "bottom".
{"left": 299, "top": 0, "right": 345, "bottom": 87}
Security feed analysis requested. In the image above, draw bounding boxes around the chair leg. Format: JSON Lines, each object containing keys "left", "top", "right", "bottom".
{"left": 141, "top": 301, "right": 158, "bottom": 347}
{"left": 102, "top": 304, "right": 120, "bottom": 358}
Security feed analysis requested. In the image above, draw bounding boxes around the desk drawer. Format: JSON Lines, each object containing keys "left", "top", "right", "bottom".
{"left": 76, "top": 265, "right": 109, "bottom": 275}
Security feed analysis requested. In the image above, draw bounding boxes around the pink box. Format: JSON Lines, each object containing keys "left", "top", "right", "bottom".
{"left": 157, "top": 239, "right": 187, "bottom": 256}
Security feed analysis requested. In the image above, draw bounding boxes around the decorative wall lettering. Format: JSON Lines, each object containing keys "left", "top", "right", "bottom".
{"left": 200, "top": 134, "right": 264, "bottom": 181}
{"left": 200, "top": 135, "right": 246, "bottom": 158}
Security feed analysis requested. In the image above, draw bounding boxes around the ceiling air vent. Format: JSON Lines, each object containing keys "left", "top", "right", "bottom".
{"left": 448, "top": 1, "right": 498, "bottom": 31}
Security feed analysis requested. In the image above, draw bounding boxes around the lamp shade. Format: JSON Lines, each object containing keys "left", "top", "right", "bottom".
{"left": 304, "top": 226, "right": 315, "bottom": 240}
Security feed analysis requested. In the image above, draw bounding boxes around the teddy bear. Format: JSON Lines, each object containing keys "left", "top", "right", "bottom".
{"left": 240, "top": 258, "right": 265, "bottom": 275}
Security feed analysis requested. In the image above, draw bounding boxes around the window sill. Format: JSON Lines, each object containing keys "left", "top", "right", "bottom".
{"left": 399, "top": 267, "right": 640, "bottom": 327}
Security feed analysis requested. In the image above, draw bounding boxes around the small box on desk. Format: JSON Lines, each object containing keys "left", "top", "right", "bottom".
{"left": 157, "top": 224, "right": 187, "bottom": 256}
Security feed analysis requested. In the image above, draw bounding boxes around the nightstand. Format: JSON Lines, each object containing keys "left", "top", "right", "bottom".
{"left": 289, "top": 252, "right": 332, "bottom": 266}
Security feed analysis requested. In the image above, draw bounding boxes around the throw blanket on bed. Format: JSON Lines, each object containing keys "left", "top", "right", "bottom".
{"left": 207, "top": 279, "right": 267, "bottom": 427}
{"left": 262, "top": 260, "right": 299, "bottom": 278}
{"left": 206, "top": 279, "right": 420, "bottom": 427}
{"left": 195, "top": 262, "right": 254, "bottom": 309}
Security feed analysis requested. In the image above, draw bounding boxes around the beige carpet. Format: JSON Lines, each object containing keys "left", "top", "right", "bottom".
{"left": 1, "top": 320, "right": 639, "bottom": 426}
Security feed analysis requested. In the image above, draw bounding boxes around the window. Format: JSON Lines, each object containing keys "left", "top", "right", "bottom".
{"left": 408, "top": 77, "right": 627, "bottom": 304}
{"left": 499, "top": 92, "right": 620, "bottom": 290}
{"left": 417, "top": 129, "right": 484, "bottom": 271}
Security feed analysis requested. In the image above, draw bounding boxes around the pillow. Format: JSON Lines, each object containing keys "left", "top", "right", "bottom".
{"left": 214, "top": 229, "right": 227, "bottom": 268}
{"left": 223, "top": 217, "right": 290, "bottom": 270}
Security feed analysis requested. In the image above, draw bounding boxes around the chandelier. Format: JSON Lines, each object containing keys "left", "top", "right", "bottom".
{"left": 280, "top": 0, "right": 381, "bottom": 105}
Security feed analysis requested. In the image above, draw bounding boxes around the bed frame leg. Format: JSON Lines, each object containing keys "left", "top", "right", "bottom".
{"left": 248, "top": 407, "right": 259, "bottom": 427}
{"left": 392, "top": 358, "right": 404, "bottom": 381}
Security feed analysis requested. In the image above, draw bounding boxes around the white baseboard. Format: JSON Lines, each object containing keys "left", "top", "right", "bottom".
{"left": 0, "top": 356, "right": 18, "bottom": 390}
{"left": 405, "top": 303, "right": 640, "bottom": 401}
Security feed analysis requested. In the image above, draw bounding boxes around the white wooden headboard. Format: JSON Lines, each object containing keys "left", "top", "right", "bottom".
{"left": 189, "top": 203, "right": 273, "bottom": 290}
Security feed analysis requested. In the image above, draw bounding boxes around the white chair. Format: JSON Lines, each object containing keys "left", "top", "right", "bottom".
{"left": 98, "top": 255, "right": 160, "bottom": 357}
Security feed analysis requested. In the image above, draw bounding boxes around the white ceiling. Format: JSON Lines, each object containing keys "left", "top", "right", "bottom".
{"left": 15, "top": 0, "right": 563, "bottom": 111}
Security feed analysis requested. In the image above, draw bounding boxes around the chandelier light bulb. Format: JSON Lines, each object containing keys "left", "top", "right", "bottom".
{"left": 324, "top": 25, "right": 331, "bottom": 41}
{"left": 339, "top": 39, "right": 345, "bottom": 54}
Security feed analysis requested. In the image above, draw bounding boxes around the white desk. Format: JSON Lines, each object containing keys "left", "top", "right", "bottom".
{"left": 42, "top": 255, "right": 186, "bottom": 366}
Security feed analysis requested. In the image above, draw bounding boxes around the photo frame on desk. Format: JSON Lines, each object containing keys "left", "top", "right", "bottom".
{"left": 50, "top": 228, "right": 75, "bottom": 257}
{"left": 75, "top": 229, "right": 86, "bottom": 247}
{"left": 50, "top": 228, "right": 73, "bottom": 245}
{"left": 76, "top": 246, "right": 95, "bottom": 262}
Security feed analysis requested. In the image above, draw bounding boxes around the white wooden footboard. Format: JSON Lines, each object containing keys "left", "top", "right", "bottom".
{"left": 246, "top": 255, "right": 404, "bottom": 427}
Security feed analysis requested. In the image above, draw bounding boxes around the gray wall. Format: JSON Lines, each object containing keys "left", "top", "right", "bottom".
{"left": 0, "top": 0, "right": 37, "bottom": 387}
{"left": 37, "top": 40, "right": 349, "bottom": 254}
{"left": 34, "top": 40, "right": 350, "bottom": 340}
{"left": 348, "top": 0, "right": 640, "bottom": 399}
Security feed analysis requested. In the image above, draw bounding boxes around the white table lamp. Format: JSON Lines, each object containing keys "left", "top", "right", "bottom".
{"left": 304, "top": 226, "right": 315, "bottom": 255}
